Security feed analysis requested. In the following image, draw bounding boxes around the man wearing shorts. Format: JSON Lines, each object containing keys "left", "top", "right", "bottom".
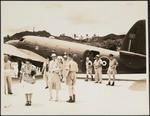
{"left": 106, "top": 54, "right": 118, "bottom": 86}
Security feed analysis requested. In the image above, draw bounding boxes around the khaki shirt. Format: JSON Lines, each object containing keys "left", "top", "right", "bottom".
{"left": 108, "top": 58, "right": 118, "bottom": 70}
{"left": 4, "top": 61, "right": 12, "bottom": 70}
{"left": 49, "top": 60, "right": 60, "bottom": 74}
{"left": 63, "top": 60, "right": 69, "bottom": 70}
{"left": 86, "top": 60, "right": 93, "bottom": 70}
{"left": 68, "top": 60, "right": 78, "bottom": 72}
{"left": 93, "top": 59, "right": 103, "bottom": 69}
{"left": 4, "top": 61, "right": 13, "bottom": 76}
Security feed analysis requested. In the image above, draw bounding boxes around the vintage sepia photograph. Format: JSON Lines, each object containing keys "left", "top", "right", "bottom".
{"left": 1, "top": 1, "right": 149, "bottom": 115}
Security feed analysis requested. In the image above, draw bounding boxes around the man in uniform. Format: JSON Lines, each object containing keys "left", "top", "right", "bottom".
{"left": 57, "top": 56, "right": 64, "bottom": 82}
{"left": 42, "top": 57, "right": 49, "bottom": 89}
{"left": 48, "top": 53, "right": 61, "bottom": 101}
{"left": 106, "top": 54, "right": 118, "bottom": 86}
{"left": 66, "top": 54, "right": 78, "bottom": 103}
{"left": 85, "top": 57, "right": 94, "bottom": 81}
{"left": 62, "top": 54, "right": 69, "bottom": 83}
{"left": 93, "top": 54, "right": 103, "bottom": 83}
{"left": 4, "top": 55, "right": 13, "bottom": 94}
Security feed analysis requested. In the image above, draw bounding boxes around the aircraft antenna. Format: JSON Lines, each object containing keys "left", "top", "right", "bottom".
{"left": 128, "top": 33, "right": 135, "bottom": 51}
{"left": 128, "top": 39, "right": 132, "bottom": 51}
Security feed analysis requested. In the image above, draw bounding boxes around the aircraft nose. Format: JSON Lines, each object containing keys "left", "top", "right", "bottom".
{"left": 5, "top": 40, "right": 20, "bottom": 48}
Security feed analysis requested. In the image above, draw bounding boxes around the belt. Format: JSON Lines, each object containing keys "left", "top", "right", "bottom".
{"left": 52, "top": 72, "right": 59, "bottom": 74}
{"left": 95, "top": 67, "right": 101, "bottom": 69}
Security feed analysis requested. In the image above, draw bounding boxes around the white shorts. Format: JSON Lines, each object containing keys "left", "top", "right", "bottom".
{"left": 107, "top": 68, "right": 117, "bottom": 75}
{"left": 48, "top": 73, "right": 61, "bottom": 90}
{"left": 22, "top": 81, "right": 35, "bottom": 93}
{"left": 86, "top": 68, "right": 92, "bottom": 74}
{"left": 66, "top": 72, "right": 76, "bottom": 86}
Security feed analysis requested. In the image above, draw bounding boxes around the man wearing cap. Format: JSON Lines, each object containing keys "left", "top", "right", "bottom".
{"left": 93, "top": 54, "right": 103, "bottom": 83}
{"left": 66, "top": 54, "right": 78, "bottom": 103}
{"left": 85, "top": 57, "right": 94, "bottom": 81}
{"left": 62, "top": 54, "right": 69, "bottom": 83}
{"left": 42, "top": 57, "right": 49, "bottom": 89}
{"left": 106, "top": 54, "right": 118, "bottom": 86}
{"left": 48, "top": 53, "right": 61, "bottom": 101}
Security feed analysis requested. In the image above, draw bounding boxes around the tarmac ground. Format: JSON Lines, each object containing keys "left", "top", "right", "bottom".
{"left": 1, "top": 74, "right": 149, "bottom": 115}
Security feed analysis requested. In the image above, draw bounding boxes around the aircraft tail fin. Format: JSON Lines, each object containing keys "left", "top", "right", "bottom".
{"left": 121, "top": 20, "right": 146, "bottom": 55}
{"left": 119, "top": 20, "right": 146, "bottom": 71}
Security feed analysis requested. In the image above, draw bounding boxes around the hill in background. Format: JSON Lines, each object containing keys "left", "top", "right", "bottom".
{"left": 54, "top": 33, "right": 125, "bottom": 50}
{"left": 4, "top": 30, "right": 125, "bottom": 51}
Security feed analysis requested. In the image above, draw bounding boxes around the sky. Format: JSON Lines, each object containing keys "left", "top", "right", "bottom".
{"left": 1, "top": 1, "right": 148, "bottom": 37}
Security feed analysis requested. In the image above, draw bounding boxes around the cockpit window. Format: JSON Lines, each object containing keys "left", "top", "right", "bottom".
{"left": 19, "top": 38, "right": 25, "bottom": 42}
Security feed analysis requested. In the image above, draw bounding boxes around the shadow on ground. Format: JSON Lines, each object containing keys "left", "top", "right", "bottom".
{"left": 129, "top": 80, "right": 146, "bottom": 91}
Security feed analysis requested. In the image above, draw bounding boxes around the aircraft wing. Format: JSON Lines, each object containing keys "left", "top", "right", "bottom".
{"left": 19, "top": 49, "right": 46, "bottom": 62}
{"left": 3, "top": 44, "right": 46, "bottom": 63}
{"left": 4, "top": 44, "right": 29, "bottom": 59}
{"left": 120, "top": 50, "right": 146, "bottom": 58}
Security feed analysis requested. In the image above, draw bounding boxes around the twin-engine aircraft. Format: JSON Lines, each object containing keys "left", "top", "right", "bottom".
{"left": 4, "top": 20, "right": 146, "bottom": 73}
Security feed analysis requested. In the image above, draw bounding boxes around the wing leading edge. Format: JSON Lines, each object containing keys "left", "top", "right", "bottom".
{"left": 3, "top": 44, "right": 46, "bottom": 63}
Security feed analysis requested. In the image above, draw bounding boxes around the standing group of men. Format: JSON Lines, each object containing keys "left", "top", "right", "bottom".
{"left": 3, "top": 52, "right": 118, "bottom": 105}
{"left": 42, "top": 52, "right": 118, "bottom": 103}
{"left": 85, "top": 53, "right": 118, "bottom": 86}
{"left": 42, "top": 52, "right": 78, "bottom": 103}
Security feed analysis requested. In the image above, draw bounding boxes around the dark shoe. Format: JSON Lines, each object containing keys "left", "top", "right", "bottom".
{"left": 111, "top": 82, "right": 115, "bottom": 86}
{"left": 60, "top": 78, "right": 62, "bottom": 82}
{"left": 91, "top": 76, "right": 95, "bottom": 81}
{"left": 8, "top": 92, "right": 13, "bottom": 95}
{"left": 85, "top": 78, "right": 88, "bottom": 81}
{"left": 25, "top": 101, "right": 30, "bottom": 106}
{"left": 45, "top": 86, "right": 48, "bottom": 89}
{"left": 85, "top": 75, "right": 88, "bottom": 81}
{"left": 28, "top": 101, "right": 32, "bottom": 106}
{"left": 72, "top": 94, "right": 75, "bottom": 102}
{"left": 95, "top": 81, "right": 98, "bottom": 83}
{"left": 66, "top": 96, "right": 73, "bottom": 103}
{"left": 106, "top": 82, "right": 111, "bottom": 86}
{"left": 99, "top": 81, "right": 102, "bottom": 84}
